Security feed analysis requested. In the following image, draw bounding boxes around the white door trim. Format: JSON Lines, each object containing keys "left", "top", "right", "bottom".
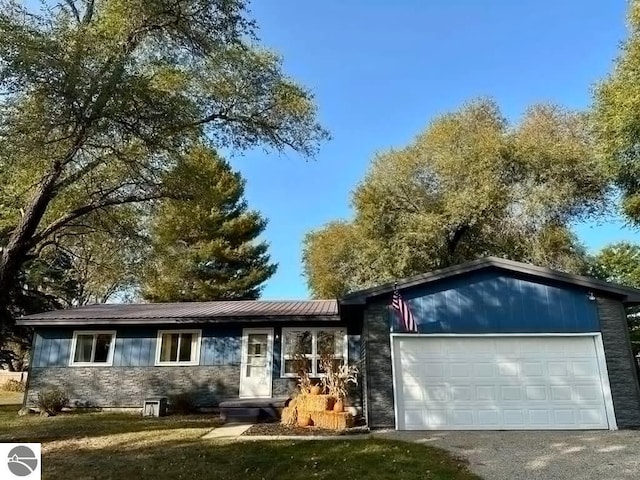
{"left": 593, "top": 333, "right": 618, "bottom": 430}
{"left": 390, "top": 332, "right": 617, "bottom": 431}
{"left": 391, "top": 332, "right": 601, "bottom": 338}
{"left": 240, "top": 327, "right": 273, "bottom": 399}
{"left": 390, "top": 329, "right": 400, "bottom": 430}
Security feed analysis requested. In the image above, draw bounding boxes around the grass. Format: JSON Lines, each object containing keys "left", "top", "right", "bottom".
{"left": 0, "top": 405, "right": 480, "bottom": 480}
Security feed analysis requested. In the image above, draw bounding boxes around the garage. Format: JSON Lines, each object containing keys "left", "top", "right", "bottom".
{"left": 392, "top": 335, "right": 615, "bottom": 430}
{"left": 342, "top": 256, "right": 640, "bottom": 430}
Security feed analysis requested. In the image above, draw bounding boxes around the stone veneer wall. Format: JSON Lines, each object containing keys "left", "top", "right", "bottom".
{"left": 363, "top": 303, "right": 395, "bottom": 428}
{"left": 272, "top": 377, "right": 298, "bottom": 398}
{"left": 26, "top": 365, "right": 240, "bottom": 408}
{"left": 596, "top": 297, "right": 640, "bottom": 428}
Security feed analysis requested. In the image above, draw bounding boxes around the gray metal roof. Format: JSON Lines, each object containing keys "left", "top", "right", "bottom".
{"left": 341, "top": 256, "right": 640, "bottom": 305}
{"left": 17, "top": 299, "right": 339, "bottom": 326}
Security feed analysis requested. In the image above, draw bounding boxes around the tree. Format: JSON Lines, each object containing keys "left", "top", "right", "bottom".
{"left": 588, "top": 242, "right": 640, "bottom": 352}
{"left": 304, "top": 99, "right": 609, "bottom": 298}
{"left": 1, "top": 234, "right": 82, "bottom": 369}
{"left": 303, "top": 222, "right": 364, "bottom": 298}
{"left": 0, "top": 1, "right": 327, "bottom": 334}
{"left": 593, "top": 0, "right": 640, "bottom": 223}
{"left": 142, "top": 146, "right": 277, "bottom": 301}
{"left": 588, "top": 242, "right": 640, "bottom": 289}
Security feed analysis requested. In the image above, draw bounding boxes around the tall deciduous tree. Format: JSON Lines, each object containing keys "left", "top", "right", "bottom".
{"left": 588, "top": 242, "right": 640, "bottom": 290}
{"left": 142, "top": 146, "right": 277, "bottom": 301}
{"left": 593, "top": 0, "right": 640, "bottom": 223}
{"left": 0, "top": 1, "right": 327, "bottom": 336}
{"left": 588, "top": 242, "right": 640, "bottom": 351}
{"left": 304, "top": 99, "right": 609, "bottom": 298}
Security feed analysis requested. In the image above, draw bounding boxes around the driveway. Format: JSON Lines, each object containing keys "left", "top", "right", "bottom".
{"left": 374, "top": 430, "right": 640, "bottom": 480}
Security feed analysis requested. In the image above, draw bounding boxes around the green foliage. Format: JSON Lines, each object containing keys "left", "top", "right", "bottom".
{"left": 588, "top": 242, "right": 640, "bottom": 351}
{"left": 588, "top": 242, "right": 640, "bottom": 288}
{"left": 0, "top": 0, "right": 326, "bottom": 339}
{"left": 304, "top": 99, "right": 607, "bottom": 297}
{"left": 1, "top": 379, "right": 25, "bottom": 392}
{"left": 303, "top": 222, "right": 366, "bottom": 298}
{"left": 142, "top": 146, "right": 277, "bottom": 301}
{"left": 36, "top": 387, "right": 70, "bottom": 415}
{"left": 593, "top": 0, "right": 640, "bottom": 223}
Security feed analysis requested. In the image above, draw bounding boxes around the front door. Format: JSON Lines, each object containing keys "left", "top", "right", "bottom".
{"left": 239, "top": 328, "right": 273, "bottom": 398}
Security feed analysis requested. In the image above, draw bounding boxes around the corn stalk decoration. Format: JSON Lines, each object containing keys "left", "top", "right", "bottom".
{"left": 320, "top": 351, "right": 359, "bottom": 400}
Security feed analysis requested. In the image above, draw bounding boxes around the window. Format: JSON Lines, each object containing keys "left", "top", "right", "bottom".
{"left": 155, "top": 330, "right": 201, "bottom": 366}
{"left": 281, "top": 328, "right": 347, "bottom": 378}
{"left": 70, "top": 331, "right": 116, "bottom": 366}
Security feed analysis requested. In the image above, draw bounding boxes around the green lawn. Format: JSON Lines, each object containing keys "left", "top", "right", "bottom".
{"left": 0, "top": 405, "right": 480, "bottom": 480}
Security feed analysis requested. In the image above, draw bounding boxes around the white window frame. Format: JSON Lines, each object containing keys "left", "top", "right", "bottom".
{"left": 69, "top": 330, "right": 117, "bottom": 367}
{"left": 280, "top": 327, "right": 348, "bottom": 378}
{"left": 155, "top": 329, "right": 202, "bottom": 366}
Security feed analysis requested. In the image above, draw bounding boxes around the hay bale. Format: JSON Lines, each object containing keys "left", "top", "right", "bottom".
{"left": 281, "top": 406, "right": 297, "bottom": 426}
{"left": 309, "top": 411, "right": 354, "bottom": 430}
{"left": 296, "top": 408, "right": 313, "bottom": 426}
{"left": 298, "top": 394, "right": 334, "bottom": 412}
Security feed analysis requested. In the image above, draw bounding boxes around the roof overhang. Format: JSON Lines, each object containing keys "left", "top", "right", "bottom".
{"left": 16, "top": 299, "right": 341, "bottom": 327}
{"left": 16, "top": 314, "right": 341, "bottom": 327}
{"left": 340, "top": 256, "right": 640, "bottom": 306}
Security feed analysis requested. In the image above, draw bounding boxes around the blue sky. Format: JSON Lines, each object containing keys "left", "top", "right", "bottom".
{"left": 226, "top": 0, "right": 639, "bottom": 299}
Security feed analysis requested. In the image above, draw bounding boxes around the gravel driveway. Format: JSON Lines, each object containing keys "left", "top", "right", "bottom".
{"left": 374, "top": 430, "right": 640, "bottom": 480}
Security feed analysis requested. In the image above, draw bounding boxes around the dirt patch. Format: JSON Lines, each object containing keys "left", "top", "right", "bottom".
{"left": 242, "top": 423, "right": 369, "bottom": 437}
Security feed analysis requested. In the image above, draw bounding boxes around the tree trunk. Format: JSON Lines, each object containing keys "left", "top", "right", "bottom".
{"left": 0, "top": 168, "right": 62, "bottom": 305}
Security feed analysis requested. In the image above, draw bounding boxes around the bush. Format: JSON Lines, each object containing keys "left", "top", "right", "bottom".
{"left": 36, "top": 387, "right": 69, "bottom": 415}
{"left": 167, "top": 393, "right": 197, "bottom": 414}
{"left": 2, "top": 379, "right": 25, "bottom": 392}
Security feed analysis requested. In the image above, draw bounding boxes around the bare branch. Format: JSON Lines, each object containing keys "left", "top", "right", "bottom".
{"left": 194, "top": 111, "right": 299, "bottom": 152}
{"left": 63, "top": 0, "right": 81, "bottom": 23}
{"left": 82, "top": 0, "right": 95, "bottom": 24}
{"left": 33, "top": 192, "right": 165, "bottom": 245}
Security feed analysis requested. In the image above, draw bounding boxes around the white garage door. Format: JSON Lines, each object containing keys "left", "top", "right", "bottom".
{"left": 393, "top": 335, "right": 613, "bottom": 430}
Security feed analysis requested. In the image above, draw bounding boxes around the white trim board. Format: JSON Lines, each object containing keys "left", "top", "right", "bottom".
{"left": 69, "top": 330, "right": 117, "bottom": 367}
{"left": 154, "top": 329, "right": 202, "bottom": 366}
{"left": 240, "top": 327, "right": 274, "bottom": 399}
{"left": 280, "top": 327, "right": 348, "bottom": 379}
{"left": 390, "top": 332, "right": 602, "bottom": 337}
{"left": 594, "top": 333, "right": 618, "bottom": 430}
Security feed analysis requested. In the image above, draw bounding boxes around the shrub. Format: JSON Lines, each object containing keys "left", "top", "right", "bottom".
{"left": 2, "top": 379, "right": 25, "bottom": 392}
{"left": 36, "top": 387, "right": 69, "bottom": 415}
{"left": 167, "top": 393, "right": 197, "bottom": 414}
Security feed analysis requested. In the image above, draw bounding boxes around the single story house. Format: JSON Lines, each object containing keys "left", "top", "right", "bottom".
{"left": 17, "top": 257, "right": 640, "bottom": 430}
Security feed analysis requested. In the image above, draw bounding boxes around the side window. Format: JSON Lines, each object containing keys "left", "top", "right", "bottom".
{"left": 156, "top": 330, "right": 201, "bottom": 365}
{"left": 70, "top": 331, "right": 116, "bottom": 366}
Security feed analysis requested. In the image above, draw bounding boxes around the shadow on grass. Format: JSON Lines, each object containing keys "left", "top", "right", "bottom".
{"left": 0, "top": 405, "right": 222, "bottom": 443}
{"left": 41, "top": 438, "right": 480, "bottom": 480}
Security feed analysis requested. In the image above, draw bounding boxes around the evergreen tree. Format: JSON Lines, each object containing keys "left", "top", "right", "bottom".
{"left": 142, "top": 146, "right": 277, "bottom": 301}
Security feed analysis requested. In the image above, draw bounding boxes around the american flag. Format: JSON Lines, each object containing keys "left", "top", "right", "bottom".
{"left": 391, "top": 290, "right": 417, "bottom": 332}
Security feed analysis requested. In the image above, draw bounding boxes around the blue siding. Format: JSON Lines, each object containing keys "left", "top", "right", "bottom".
{"left": 392, "top": 270, "right": 600, "bottom": 333}
{"left": 273, "top": 328, "right": 282, "bottom": 378}
{"left": 32, "top": 325, "right": 243, "bottom": 368}
{"left": 348, "top": 335, "right": 360, "bottom": 362}
{"left": 112, "top": 328, "right": 156, "bottom": 367}
{"left": 200, "top": 326, "right": 242, "bottom": 366}
{"left": 32, "top": 329, "right": 72, "bottom": 367}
